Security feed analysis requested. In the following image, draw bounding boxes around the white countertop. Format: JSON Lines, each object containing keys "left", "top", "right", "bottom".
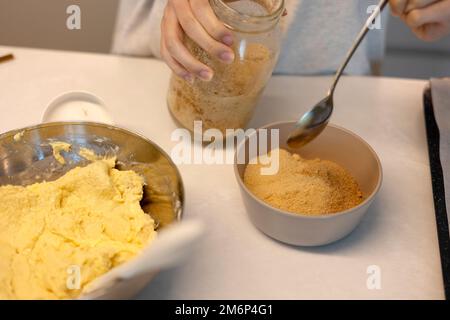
{"left": 0, "top": 46, "right": 444, "bottom": 299}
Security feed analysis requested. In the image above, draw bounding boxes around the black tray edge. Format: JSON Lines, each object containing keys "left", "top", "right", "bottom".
{"left": 423, "top": 86, "right": 450, "bottom": 300}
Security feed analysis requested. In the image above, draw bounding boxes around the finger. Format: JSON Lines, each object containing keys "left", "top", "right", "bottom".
{"left": 163, "top": 3, "right": 214, "bottom": 81}
{"left": 405, "top": 0, "right": 450, "bottom": 28}
{"left": 171, "top": 0, "right": 235, "bottom": 63}
{"left": 390, "top": 0, "right": 409, "bottom": 16}
{"left": 413, "top": 23, "right": 450, "bottom": 41}
{"left": 405, "top": 0, "right": 450, "bottom": 41}
{"left": 190, "top": 0, "right": 234, "bottom": 46}
{"left": 160, "top": 33, "right": 193, "bottom": 82}
{"left": 161, "top": 6, "right": 191, "bottom": 80}
{"left": 405, "top": 0, "right": 440, "bottom": 13}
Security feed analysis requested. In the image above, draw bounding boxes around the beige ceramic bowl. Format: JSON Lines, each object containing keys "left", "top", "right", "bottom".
{"left": 234, "top": 121, "right": 382, "bottom": 246}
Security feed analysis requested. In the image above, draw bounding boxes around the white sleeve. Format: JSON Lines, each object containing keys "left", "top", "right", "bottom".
{"left": 111, "top": 0, "right": 167, "bottom": 58}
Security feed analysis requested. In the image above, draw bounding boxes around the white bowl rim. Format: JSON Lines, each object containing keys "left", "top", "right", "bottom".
{"left": 41, "top": 90, "right": 114, "bottom": 125}
{"left": 233, "top": 121, "right": 383, "bottom": 220}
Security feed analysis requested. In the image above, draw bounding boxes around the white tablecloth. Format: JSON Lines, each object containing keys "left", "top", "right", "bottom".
{"left": 0, "top": 46, "right": 444, "bottom": 299}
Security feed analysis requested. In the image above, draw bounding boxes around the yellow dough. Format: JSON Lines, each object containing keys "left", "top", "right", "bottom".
{"left": 0, "top": 159, "right": 156, "bottom": 299}
{"left": 49, "top": 141, "right": 72, "bottom": 164}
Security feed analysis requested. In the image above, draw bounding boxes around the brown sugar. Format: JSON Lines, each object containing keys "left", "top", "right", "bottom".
{"left": 243, "top": 149, "right": 364, "bottom": 215}
{"left": 167, "top": 36, "right": 276, "bottom": 133}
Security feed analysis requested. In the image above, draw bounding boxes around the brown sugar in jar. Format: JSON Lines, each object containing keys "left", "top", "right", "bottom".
{"left": 167, "top": 0, "right": 284, "bottom": 134}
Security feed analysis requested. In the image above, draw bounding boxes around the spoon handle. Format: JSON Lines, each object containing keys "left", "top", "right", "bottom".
{"left": 328, "top": 0, "right": 389, "bottom": 96}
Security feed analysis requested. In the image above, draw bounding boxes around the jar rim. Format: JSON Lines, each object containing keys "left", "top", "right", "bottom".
{"left": 211, "top": 0, "right": 285, "bottom": 22}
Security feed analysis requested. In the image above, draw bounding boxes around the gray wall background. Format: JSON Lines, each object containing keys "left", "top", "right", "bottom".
{"left": 0, "top": 0, "right": 119, "bottom": 53}
{"left": 1, "top": 0, "right": 449, "bottom": 79}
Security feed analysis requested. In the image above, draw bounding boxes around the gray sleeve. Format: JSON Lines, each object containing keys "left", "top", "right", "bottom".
{"left": 111, "top": 0, "right": 387, "bottom": 75}
{"left": 111, "top": 0, "right": 167, "bottom": 57}
{"left": 275, "top": 0, "right": 388, "bottom": 76}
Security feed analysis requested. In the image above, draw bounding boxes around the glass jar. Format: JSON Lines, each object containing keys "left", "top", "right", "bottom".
{"left": 167, "top": 0, "right": 284, "bottom": 134}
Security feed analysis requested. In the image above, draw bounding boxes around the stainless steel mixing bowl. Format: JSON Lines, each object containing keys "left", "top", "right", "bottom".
{"left": 0, "top": 121, "right": 184, "bottom": 228}
{"left": 0, "top": 121, "right": 184, "bottom": 299}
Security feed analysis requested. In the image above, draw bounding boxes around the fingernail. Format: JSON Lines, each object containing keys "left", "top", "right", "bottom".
{"left": 222, "top": 35, "right": 233, "bottom": 46}
{"left": 199, "top": 70, "right": 213, "bottom": 81}
{"left": 219, "top": 51, "right": 234, "bottom": 63}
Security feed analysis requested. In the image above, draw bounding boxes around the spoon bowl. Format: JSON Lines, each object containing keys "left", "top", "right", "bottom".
{"left": 287, "top": 95, "right": 333, "bottom": 148}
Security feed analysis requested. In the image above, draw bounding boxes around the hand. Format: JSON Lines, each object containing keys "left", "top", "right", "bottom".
{"left": 160, "top": 0, "right": 235, "bottom": 82}
{"left": 389, "top": 0, "right": 450, "bottom": 41}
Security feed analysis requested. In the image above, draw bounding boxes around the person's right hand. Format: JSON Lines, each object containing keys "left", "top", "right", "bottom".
{"left": 160, "top": 0, "right": 235, "bottom": 82}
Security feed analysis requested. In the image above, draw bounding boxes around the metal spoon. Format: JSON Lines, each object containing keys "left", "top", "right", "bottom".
{"left": 287, "top": 0, "right": 389, "bottom": 148}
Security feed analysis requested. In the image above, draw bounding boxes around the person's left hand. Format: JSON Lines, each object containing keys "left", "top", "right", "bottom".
{"left": 389, "top": 0, "right": 450, "bottom": 41}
